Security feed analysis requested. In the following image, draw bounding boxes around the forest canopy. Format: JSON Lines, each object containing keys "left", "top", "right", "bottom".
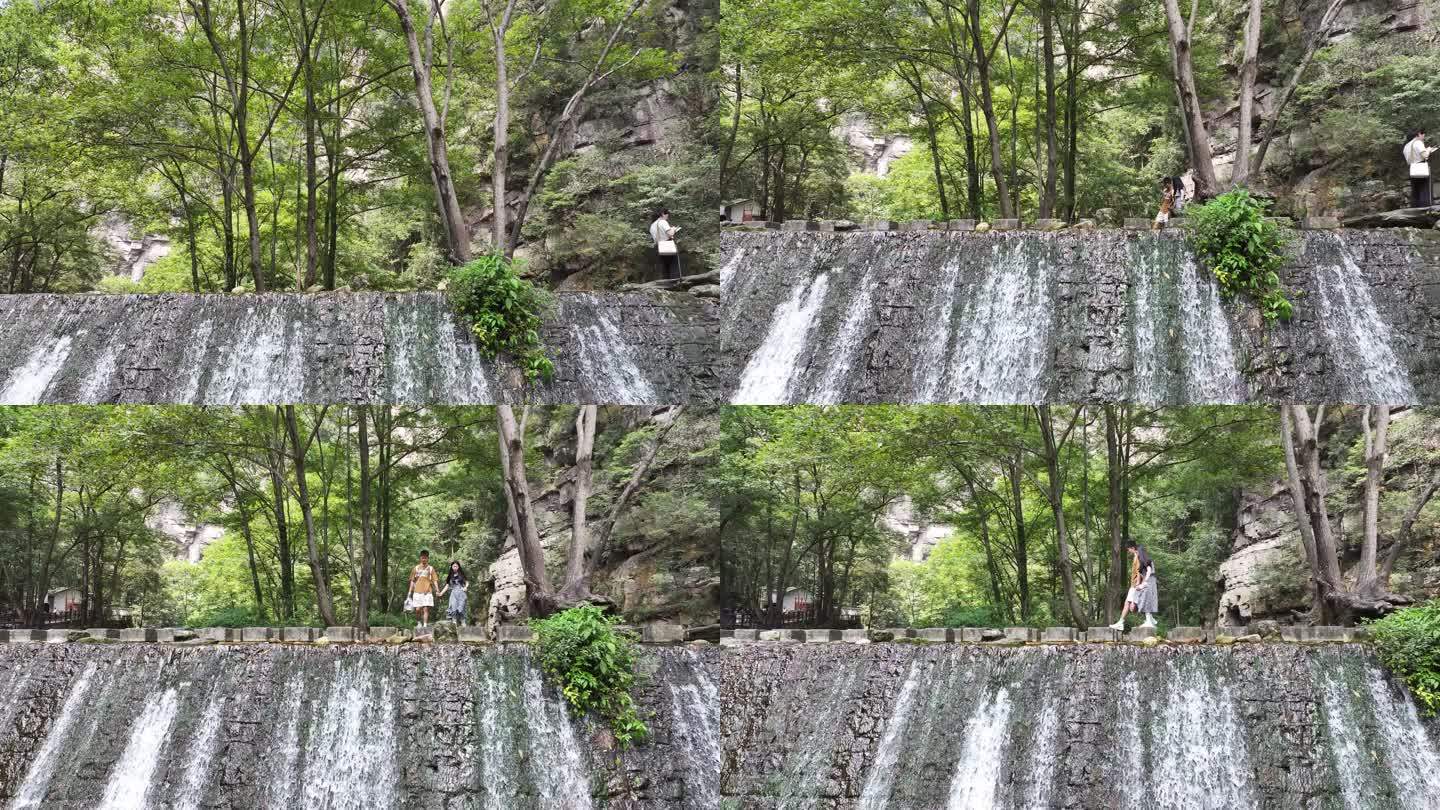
{"left": 718, "top": 405, "right": 1440, "bottom": 632}
{"left": 0, "top": 0, "right": 717, "bottom": 295}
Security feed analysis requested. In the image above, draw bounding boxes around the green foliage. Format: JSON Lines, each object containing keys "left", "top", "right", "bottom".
{"left": 1187, "top": 190, "right": 1293, "bottom": 322}
{"left": 531, "top": 604, "right": 649, "bottom": 744}
{"left": 188, "top": 605, "right": 265, "bottom": 628}
{"left": 1368, "top": 600, "right": 1440, "bottom": 715}
{"left": 445, "top": 255, "right": 555, "bottom": 381}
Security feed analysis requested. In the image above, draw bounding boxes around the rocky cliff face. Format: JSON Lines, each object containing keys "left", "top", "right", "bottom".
{"left": 484, "top": 407, "right": 719, "bottom": 635}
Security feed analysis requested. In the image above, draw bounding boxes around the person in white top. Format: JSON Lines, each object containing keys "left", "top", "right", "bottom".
{"left": 1403, "top": 129, "right": 1435, "bottom": 207}
{"left": 649, "top": 209, "right": 681, "bottom": 279}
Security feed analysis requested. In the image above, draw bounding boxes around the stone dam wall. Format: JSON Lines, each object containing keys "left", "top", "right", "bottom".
{"left": 719, "top": 641, "right": 1440, "bottom": 810}
{"left": 721, "top": 228, "right": 1440, "bottom": 404}
{"left": 0, "top": 290, "right": 722, "bottom": 405}
{"left": 0, "top": 643, "right": 718, "bottom": 810}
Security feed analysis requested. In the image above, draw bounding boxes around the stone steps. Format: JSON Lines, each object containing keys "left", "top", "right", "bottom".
{"left": 718, "top": 625, "right": 1365, "bottom": 647}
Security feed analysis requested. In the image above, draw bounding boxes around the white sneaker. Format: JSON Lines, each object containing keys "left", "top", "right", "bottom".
{"left": 1141, "top": 616, "right": 1157, "bottom": 628}
{"left": 1108, "top": 620, "right": 1124, "bottom": 631}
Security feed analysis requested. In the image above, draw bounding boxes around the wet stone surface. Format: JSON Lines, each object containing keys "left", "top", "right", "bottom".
{"left": 0, "top": 290, "right": 722, "bottom": 405}
{"left": 721, "top": 229, "right": 1440, "bottom": 404}
{"left": 0, "top": 643, "right": 719, "bottom": 809}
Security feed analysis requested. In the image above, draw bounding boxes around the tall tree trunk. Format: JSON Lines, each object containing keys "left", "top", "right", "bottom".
{"left": 1232, "top": 0, "right": 1262, "bottom": 186}
{"left": 1039, "top": 0, "right": 1059, "bottom": 217}
{"left": 357, "top": 406, "right": 374, "bottom": 631}
{"left": 284, "top": 406, "right": 337, "bottom": 626}
{"left": 1008, "top": 448, "right": 1030, "bottom": 619}
{"left": 496, "top": 405, "right": 555, "bottom": 616}
{"left": 1162, "top": 0, "right": 1220, "bottom": 196}
{"left": 560, "top": 405, "right": 599, "bottom": 601}
{"left": 390, "top": 0, "right": 470, "bottom": 264}
{"left": 1103, "top": 404, "right": 1128, "bottom": 620}
{"left": 1037, "top": 406, "right": 1087, "bottom": 627}
{"left": 967, "top": 0, "right": 1019, "bottom": 219}
{"left": 1356, "top": 405, "right": 1390, "bottom": 593}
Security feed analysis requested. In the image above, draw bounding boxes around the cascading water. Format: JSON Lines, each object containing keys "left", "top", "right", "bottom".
{"left": 0, "top": 291, "right": 716, "bottom": 404}
{"left": 720, "top": 229, "right": 1439, "bottom": 403}
{"left": 1312, "top": 240, "right": 1417, "bottom": 403}
{"left": 720, "top": 642, "right": 1440, "bottom": 810}
{"left": 0, "top": 644, "right": 717, "bottom": 810}
{"left": 733, "top": 274, "right": 831, "bottom": 404}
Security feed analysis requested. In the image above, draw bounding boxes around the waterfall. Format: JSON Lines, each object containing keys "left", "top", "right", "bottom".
{"left": 0, "top": 335, "right": 74, "bottom": 403}
{"left": 858, "top": 662, "right": 921, "bottom": 809}
{"left": 1314, "top": 248, "right": 1416, "bottom": 402}
{"left": 943, "top": 241, "right": 1053, "bottom": 402}
{"left": 0, "top": 645, "right": 713, "bottom": 809}
{"left": 566, "top": 299, "right": 657, "bottom": 404}
{"left": 99, "top": 687, "right": 182, "bottom": 810}
{"left": 810, "top": 269, "right": 876, "bottom": 404}
{"left": 11, "top": 662, "right": 98, "bottom": 809}
{"left": 1129, "top": 238, "right": 1243, "bottom": 403}
{"left": 666, "top": 650, "right": 722, "bottom": 809}
{"left": 722, "top": 643, "right": 1440, "bottom": 809}
{"left": 944, "top": 686, "right": 1013, "bottom": 809}
{"left": 911, "top": 259, "right": 963, "bottom": 402}
{"left": 733, "top": 273, "right": 830, "bottom": 404}
{"left": 0, "top": 291, "right": 710, "bottom": 404}
{"left": 1175, "top": 256, "right": 1244, "bottom": 402}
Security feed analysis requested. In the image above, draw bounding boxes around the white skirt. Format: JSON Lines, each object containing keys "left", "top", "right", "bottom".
{"left": 410, "top": 592, "right": 434, "bottom": 609}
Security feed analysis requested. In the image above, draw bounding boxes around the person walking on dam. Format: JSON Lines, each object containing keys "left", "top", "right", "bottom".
{"left": 438, "top": 560, "right": 469, "bottom": 626}
{"left": 1404, "top": 129, "right": 1435, "bottom": 207}
{"left": 407, "top": 549, "right": 441, "bottom": 630}
{"left": 1109, "top": 540, "right": 1158, "bottom": 630}
{"left": 649, "top": 209, "right": 681, "bottom": 280}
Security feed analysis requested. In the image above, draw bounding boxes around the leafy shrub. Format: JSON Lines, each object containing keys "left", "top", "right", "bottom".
{"left": 445, "top": 254, "right": 555, "bottom": 381}
{"left": 188, "top": 605, "right": 264, "bottom": 628}
{"left": 531, "top": 603, "right": 649, "bottom": 744}
{"left": 1367, "top": 600, "right": 1440, "bottom": 715}
{"left": 940, "top": 605, "right": 1003, "bottom": 628}
{"left": 1187, "top": 189, "right": 1293, "bottom": 321}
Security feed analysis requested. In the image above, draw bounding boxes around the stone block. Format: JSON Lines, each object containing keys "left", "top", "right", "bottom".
{"left": 1280, "top": 625, "right": 1304, "bottom": 642}
{"left": 905, "top": 220, "right": 933, "bottom": 232}
{"left": 497, "top": 625, "right": 535, "bottom": 643}
{"left": 1041, "top": 627, "right": 1076, "bottom": 643}
{"left": 762, "top": 221, "right": 781, "bottom": 229}
{"left": 281, "top": 627, "right": 315, "bottom": 642}
{"left": 201, "top": 627, "right": 237, "bottom": 642}
{"left": 832, "top": 219, "right": 861, "bottom": 231}
{"left": 1126, "top": 626, "right": 1158, "bottom": 641}
{"left": 1303, "top": 626, "right": 1354, "bottom": 643}
{"left": 1124, "top": 218, "right": 1152, "bottom": 230}
{"left": 864, "top": 220, "right": 897, "bottom": 231}
{"left": 947, "top": 219, "right": 976, "bottom": 231}
{"left": 758, "top": 629, "right": 804, "bottom": 642}
{"left": 1084, "top": 628, "right": 1121, "bottom": 643}
{"left": 86, "top": 628, "right": 119, "bottom": 640}
{"left": 882, "top": 627, "right": 915, "bottom": 640}
{"left": 958, "top": 627, "right": 990, "bottom": 643}
{"left": 44, "top": 630, "right": 71, "bottom": 643}
{"left": 240, "top": 627, "right": 272, "bottom": 642}
{"left": 781, "top": 219, "right": 816, "bottom": 232}
{"left": 364, "top": 626, "right": 397, "bottom": 641}
{"left": 841, "top": 629, "right": 870, "bottom": 644}
{"left": 1303, "top": 216, "right": 1341, "bottom": 230}
{"left": 1003, "top": 626, "right": 1035, "bottom": 642}
{"left": 816, "top": 221, "right": 837, "bottom": 232}
{"left": 1216, "top": 626, "right": 1246, "bottom": 641}
{"left": 1033, "top": 218, "right": 1066, "bottom": 231}
{"left": 731, "top": 629, "right": 760, "bottom": 641}
{"left": 992, "top": 219, "right": 1021, "bottom": 231}
{"left": 154, "top": 627, "right": 178, "bottom": 643}
{"left": 917, "top": 627, "right": 953, "bottom": 642}
{"left": 120, "top": 628, "right": 156, "bottom": 642}
{"left": 1072, "top": 219, "right": 1097, "bottom": 230}
{"left": 458, "top": 626, "right": 489, "bottom": 644}
{"left": 642, "top": 623, "right": 686, "bottom": 644}
{"left": 1167, "top": 627, "right": 1205, "bottom": 643}
{"left": 804, "top": 629, "right": 841, "bottom": 643}
{"left": 322, "top": 626, "right": 354, "bottom": 643}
